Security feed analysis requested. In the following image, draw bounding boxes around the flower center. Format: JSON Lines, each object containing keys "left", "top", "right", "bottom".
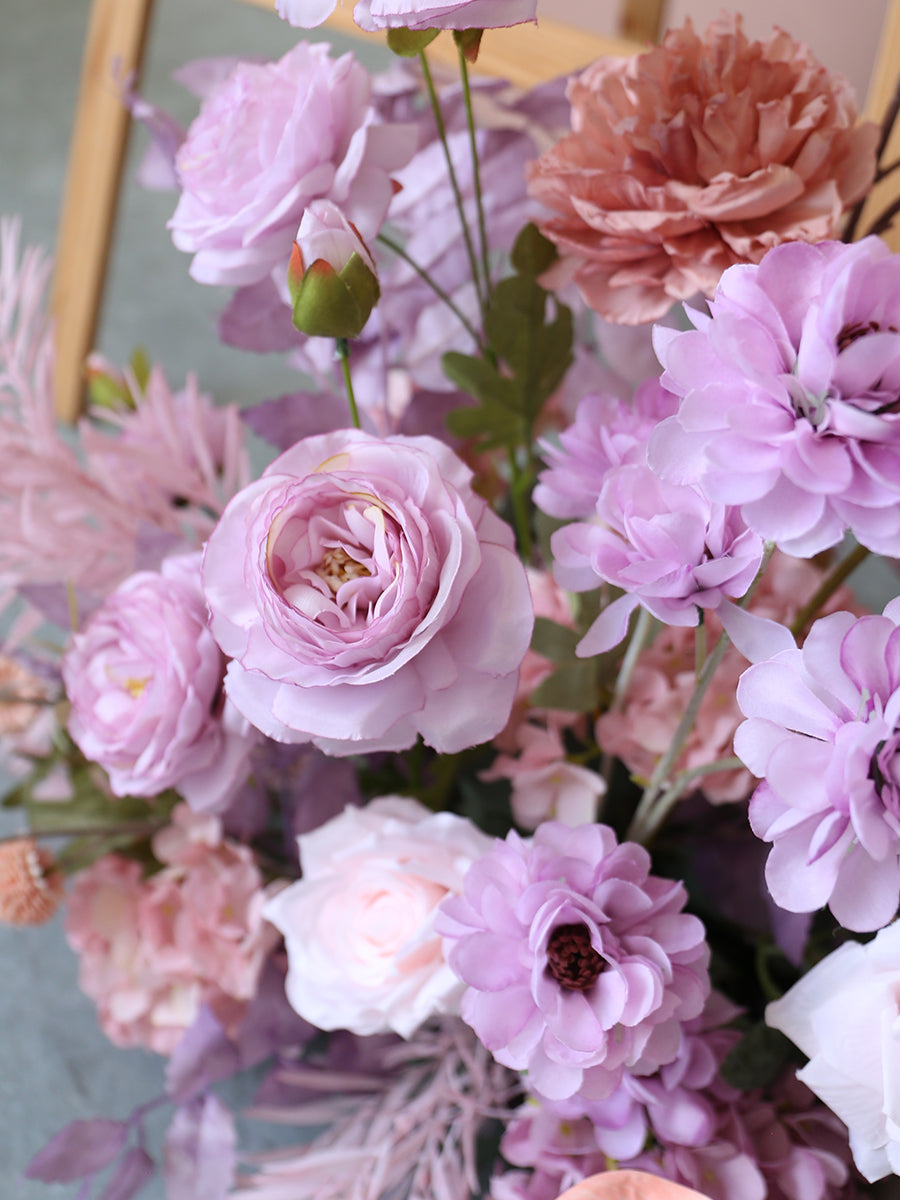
{"left": 545, "top": 922, "right": 604, "bottom": 992}
{"left": 315, "top": 546, "right": 371, "bottom": 594}
{"left": 869, "top": 734, "right": 900, "bottom": 813}
{"left": 836, "top": 320, "right": 894, "bottom": 353}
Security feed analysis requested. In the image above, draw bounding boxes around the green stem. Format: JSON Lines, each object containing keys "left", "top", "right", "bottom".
{"left": 457, "top": 43, "right": 492, "bottom": 299}
{"left": 376, "top": 232, "right": 483, "bottom": 347}
{"left": 631, "top": 756, "right": 744, "bottom": 844}
{"left": 694, "top": 612, "right": 706, "bottom": 683}
{"left": 336, "top": 338, "right": 361, "bottom": 429}
{"left": 0, "top": 820, "right": 165, "bottom": 846}
{"left": 418, "top": 50, "right": 485, "bottom": 313}
{"left": 600, "top": 607, "right": 654, "bottom": 790}
{"left": 507, "top": 445, "right": 533, "bottom": 562}
{"left": 789, "top": 542, "right": 870, "bottom": 638}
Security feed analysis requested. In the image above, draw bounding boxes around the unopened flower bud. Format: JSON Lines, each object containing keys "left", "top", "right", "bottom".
{"left": 288, "top": 200, "right": 379, "bottom": 339}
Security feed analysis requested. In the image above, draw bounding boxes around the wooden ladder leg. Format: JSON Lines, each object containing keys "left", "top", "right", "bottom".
{"left": 51, "top": 0, "right": 156, "bottom": 420}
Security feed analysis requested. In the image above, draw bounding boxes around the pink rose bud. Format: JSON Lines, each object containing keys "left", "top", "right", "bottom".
{"left": 288, "top": 200, "right": 379, "bottom": 339}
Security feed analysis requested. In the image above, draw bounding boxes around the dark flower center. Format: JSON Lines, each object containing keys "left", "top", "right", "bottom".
{"left": 836, "top": 320, "right": 889, "bottom": 353}
{"left": 869, "top": 734, "right": 900, "bottom": 816}
{"left": 545, "top": 922, "right": 604, "bottom": 992}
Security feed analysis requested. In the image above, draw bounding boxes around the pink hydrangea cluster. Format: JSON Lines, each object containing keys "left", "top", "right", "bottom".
{"left": 65, "top": 805, "right": 278, "bottom": 1054}
{"left": 438, "top": 821, "right": 710, "bottom": 1101}
{"left": 169, "top": 41, "right": 414, "bottom": 287}
{"left": 650, "top": 237, "right": 900, "bottom": 557}
{"left": 736, "top": 597, "right": 900, "bottom": 931}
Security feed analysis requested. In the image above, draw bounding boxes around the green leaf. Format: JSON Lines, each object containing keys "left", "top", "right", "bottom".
{"left": 441, "top": 352, "right": 518, "bottom": 410}
{"left": 386, "top": 27, "right": 440, "bottom": 56}
{"left": 719, "top": 1023, "right": 798, "bottom": 1091}
{"left": 446, "top": 402, "right": 522, "bottom": 447}
{"left": 530, "top": 617, "right": 579, "bottom": 664}
{"left": 483, "top": 277, "right": 573, "bottom": 421}
{"left": 510, "top": 222, "right": 559, "bottom": 277}
{"left": 530, "top": 658, "right": 601, "bottom": 712}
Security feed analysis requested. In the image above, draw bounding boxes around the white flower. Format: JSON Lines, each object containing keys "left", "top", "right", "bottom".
{"left": 263, "top": 797, "right": 492, "bottom": 1038}
{"left": 766, "top": 919, "right": 900, "bottom": 1182}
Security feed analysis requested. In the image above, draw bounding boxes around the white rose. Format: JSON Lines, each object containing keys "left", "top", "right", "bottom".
{"left": 263, "top": 797, "right": 493, "bottom": 1038}
{"left": 766, "top": 919, "right": 900, "bottom": 1182}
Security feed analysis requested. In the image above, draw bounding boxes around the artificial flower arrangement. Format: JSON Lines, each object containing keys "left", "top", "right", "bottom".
{"left": 3, "top": 4, "right": 900, "bottom": 1198}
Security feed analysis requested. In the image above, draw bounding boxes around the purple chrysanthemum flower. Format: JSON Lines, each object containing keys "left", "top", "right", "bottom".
{"left": 437, "top": 822, "right": 710, "bottom": 1102}
{"left": 534, "top": 380, "right": 678, "bottom": 521}
{"left": 735, "top": 597, "right": 900, "bottom": 932}
{"left": 650, "top": 237, "right": 900, "bottom": 558}
{"left": 549, "top": 461, "right": 764, "bottom": 656}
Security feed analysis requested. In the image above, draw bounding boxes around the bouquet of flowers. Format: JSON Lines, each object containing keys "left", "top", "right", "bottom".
{"left": 5, "top": 5, "right": 900, "bottom": 1198}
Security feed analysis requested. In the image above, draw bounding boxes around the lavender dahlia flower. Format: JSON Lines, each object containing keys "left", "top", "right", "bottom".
{"left": 650, "top": 237, "right": 900, "bottom": 557}
{"left": 735, "top": 599, "right": 900, "bottom": 931}
{"left": 438, "top": 822, "right": 710, "bottom": 1102}
{"left": 202, "top": 430, "right": 534, "bottom": 755}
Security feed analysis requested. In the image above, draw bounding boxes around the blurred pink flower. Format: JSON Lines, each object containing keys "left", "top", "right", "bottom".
{"left": 264, "top": 797, "right": 493, "bottom": 1037}
{"left": 736, "top": 597, "right": 900, "bottom": 931}
{"left": 484, "top": 721, "right": 605, "bottom": 830}
{"left": 528, "top": 16, "right": 877, "bottom": 324}
{"left": 65, "top": 805, "right": 279, "bottom": 1055}
{"left": 169, "top": 42, "right": 414, "bottom": 287}
{"left": 202, "top": 429, "right": 534, "bottom": 755}
{"left": 63, "top": 553, "right": 255, "bottom": 811}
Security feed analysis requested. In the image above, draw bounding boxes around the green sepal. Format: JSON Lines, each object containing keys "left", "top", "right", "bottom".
{"left": 386, "top": 27, "right": 440, "bottom": 56}
{"left": 291, "top": 253, "right": 379, "bottom": 340}
{"left": 453, "top": 28, "right": 484, "bottom": 60}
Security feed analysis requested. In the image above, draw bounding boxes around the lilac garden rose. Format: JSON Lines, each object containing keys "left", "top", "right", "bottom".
{"left": 650, "top": 237, "right": 900, "bottom": 557}
{"left": 276, "top": 0, "right": 537, "bottom": 31}
{"left": 62, "top": 555, "right": 254, "bottom": 811}
{"left": 169, "top": 42, "right": 414, "bottom": 287}
{"left": 735, "top": 598, "right": 900, "bottom": 931}
{"left": 437, "top": 822, "right": 710, "bottom": 1102}
{"left": 201, "top": 430, "right": 534, "bottom": 755}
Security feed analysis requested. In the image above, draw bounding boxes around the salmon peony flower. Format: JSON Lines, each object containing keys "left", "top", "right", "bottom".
{"left": 0, "top": 838, "right": 64, "bottom": 926}
{"left": 528, "top": 17, "right": 878, "bottom": 324}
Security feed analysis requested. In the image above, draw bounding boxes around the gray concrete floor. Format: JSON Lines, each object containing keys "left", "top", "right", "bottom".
{"left": 0, "top": 2, "right": 387, "bottom": 1195}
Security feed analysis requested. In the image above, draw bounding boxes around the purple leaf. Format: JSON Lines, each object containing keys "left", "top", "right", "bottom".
{"left": 26, "top": 1119, "right": 128, "bottom": 1183}
{"left": 218, "top": 279, "right": 299, "bottom": 354}
{"left": 163, "top": 1096, "right": 235, "bottom": 1200}
{"left": 241, "top": 390, "right": 346, "bottom": 450}
{"left": 97, "top": 1147, "right": 156, "bottom": 1200}
{"left": 165, "top": 1006, "right": 239, "bottom": 1104}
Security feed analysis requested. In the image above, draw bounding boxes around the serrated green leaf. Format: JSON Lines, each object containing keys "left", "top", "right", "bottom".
{"left": 483, "top": 279, "right": 573, "bottom": 419}
{"left": 442, "top": 351, "right": 518, "bottom": 410}
{"left": 530, "top": 617, "right": 579, "bottom": 664}
{"left": 719, "top": 1023, "right": 797, "bottom": 1091}
{"left": 386, "top": 27, "right": 440, "bottom": 55}
{"left": 510, "top": 223, "right": 559, "bottom": 277}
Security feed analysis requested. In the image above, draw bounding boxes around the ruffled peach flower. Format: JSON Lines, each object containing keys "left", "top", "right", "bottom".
{"left": 528, "top": 16, "right": 878, "bottom": 324}
{"left": 0, "top": 838, "right": 64, "bottom": 925}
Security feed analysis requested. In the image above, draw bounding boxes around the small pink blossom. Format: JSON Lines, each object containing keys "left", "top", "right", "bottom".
{"left": 264, "top": 797, "right": 493, "bottom": 1037}
{"left": 484, "top": 722, "right": 605, "bottom": 830}
{"left": 65, "top": 806, "right": 278, "bottom": 1054}
{"left": 202, "top": 429, "right": 534, "bottom": 756}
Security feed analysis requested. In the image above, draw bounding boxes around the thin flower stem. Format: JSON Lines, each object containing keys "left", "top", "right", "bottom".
{"left": 507, "top": 446, "right": 533, "bottom": 562}
{"left": 694, "top": 613, "right": 706, "bottom": 683}
{"left": 627, "top": 629, "right": 731, "bottom": 845}
{"left": 600, "top": 607, "right": 654, "bottom": 789}
{"left": 789, "top": 541, "right": 870, "bottom": 637}
{"left": 335, "top": 338, "right": 361, "bottom": 429}
{"left": 0, "top": 820, "right": 164, "bottom": 845}
{"left": 418, "top": 50, "right": 485, "bottom": 313}
{"left": 634, "top": 755, "right": 745, "bottom": 844}
{"left": 376, "top": 232, "right": 483, "bottom": 347}
{"left": 457, "top": 43, "right": 492, "bottom": 300}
